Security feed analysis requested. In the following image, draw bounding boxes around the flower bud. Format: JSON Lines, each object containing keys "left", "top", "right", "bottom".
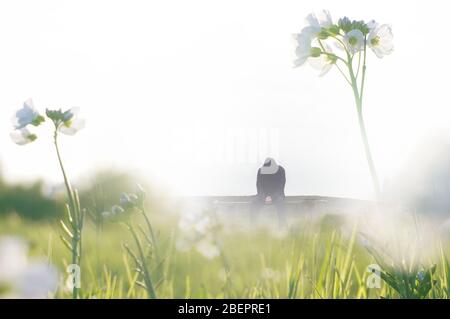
{"left": 31, "top": 115, "right": 45, "bottom": 127}
{"left": 119, "top": 193, "right": 135, "bottom": 208}
{"left": 328, "top": 25, "right": 340, "bottom": 36}
{"left": 136, "top": 184, "right": 146, "bottom": 200}
{"left": 417, "top": 271, "right": 425, "bottom": 282}
{"left": 310, "top": 47, "right": 322, "bottom": 58}
{"left": 317, "top": 29, "right": 329, "bottom": 40}
{"left": 129, "top": 193, "right": 139, "bottom": 205}
{"left": 111, "top": 205, "right": 125, "bottom": 216}
{"left": 46, "top": 109, "right": 64, "bottom": 122}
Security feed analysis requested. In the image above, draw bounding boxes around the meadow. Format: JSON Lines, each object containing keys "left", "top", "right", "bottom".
{"left": 1, "top": 198, "right": 449, "bottom": 299}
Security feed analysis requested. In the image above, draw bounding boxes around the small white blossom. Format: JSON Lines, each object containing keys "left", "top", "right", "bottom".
{"left": 417, "top": 270, "right": 425, "bottom": 282}
{"left": 195, "top": 239, "right": 220, "bottom": 260}
{"left": 292, "top": 33, "right": 313, "bottom": 67}
{"left": 366, "top": 20, "right": 378, "bottom": 32}
{"left": 9, "top": 127, "right": 37, "bottom": 145}
{"left": 305, "top": 10, "right": 333, "bottom": 32}
{"left": 58, "top": 107, "right": 85, "bottom": 136}
{"left": 176, "top": 204, "right": 221, "bottom": 260}
{"left": 120, "top": 193, "right": 139, "bottom": 208}
{"left": 344, "top": 29, "right": 365, "bottom": 54}
{"left": 111, "top": 205, "right": 125, "bottom": 215}
{"left": 136, "top": 184, "right": 146, "bottom": 199}
{"left": 120, "top": 193, "right": 132, "bottom": 205}
{"left": 11, "top": 99, "right": 43, "bottom": 129}
{"left": 368, "top": 24, "right": 394, "bottom": 58}
{"left": 308, "top": 43, "right": 335, "bottom": 76}
{"left": 293, "top": 10, "right": 333, "bottom": 67}
{"left": 0, "top": 237, "right": 58, "bottom": 299}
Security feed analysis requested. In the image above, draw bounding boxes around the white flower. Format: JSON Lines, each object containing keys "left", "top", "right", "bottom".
{"left": 292, "top": 33, "right": 313, "bottom": 67}
{"left": 102, "top": 205, "right": 126, "bottom": 221}
{"left": 0, "top": 237, "right": 58, "bottom": 299}
{"left": 368, "top": 24, "right": 394, "bottom": 58}
{"left": 176, "top": 205, "right": 222, "bottom": 260}
{"left": 308, "top": 43, "right": 335, "bottom": 76}
{"left": 14, "top": 262, "right": 59, "bottom": 299}
{"left": 58, "top": 107, "right": 85, "bottom": 136}
{"left": 0, "top": 237, "right": 28, "bottom": 282}
{"left": 120, "top": 193, "right": 139, "bottom": 209}
{"left": 305, "top": 10, "right": 333, "bottom": 31}
{"left": 195, "top": 239, "right": 220, "bottom": 259}
{"left": 417, "top": 270, "right": 425, "bottom": 282}
{"left": 111, "top": 205, "right": 125, "bottom": 215}
{"left": 11, "top": 99, "right": 43, "bottom": 130}
{"left": 344, "top": 29, "right": 365, "bottom": 54}
{"left": 120, "top": 193, "right": 131, "bottom": 205}
{"left": 293, "top": 10, "right": 333, "bottom": 67}
{"left": 136, "top": 184, "right": 146, "bottom": 199}
{"left": 366, "top": 20, "right": 378, "bottom": 32}
{"left": 9, "top": 127, "right": 37, "bottom": 145}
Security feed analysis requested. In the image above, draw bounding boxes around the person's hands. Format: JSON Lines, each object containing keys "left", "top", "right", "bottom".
{"left": 265, "top": 196, "right": 272, "bottom": 204}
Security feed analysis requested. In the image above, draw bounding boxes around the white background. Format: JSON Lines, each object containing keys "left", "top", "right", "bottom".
{"left": 1, "top": 0, "right": 449, "bottom": 199}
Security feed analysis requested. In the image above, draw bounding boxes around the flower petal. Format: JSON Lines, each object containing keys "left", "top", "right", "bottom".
{"left": 10, "top": 128, "right": 36, "bottom": 145}
{"left": 308, "top": 43, "right": 334, "bottom": 76}
{"left": 59, "top": 118, "right": 85, "bottom": 136}
{"left": 14, "top": 261, "right": 59, "bottom": 298}
{"left": 195, "top": 239, "right": 220, "bottom": 259}
{"left": 292, "top": 32, "right": 312, "bottom": 67}
{"left": 368, "top": 24, "right": 394, "bottom": 58}
{"left": 344, "top": 29, "right": 365, "bottom": 54}
{"left": 0, "top": 237, "right": 28, "bottom": 283}
{"left": 12, "top": 99, "right": 40, "bottom": 129}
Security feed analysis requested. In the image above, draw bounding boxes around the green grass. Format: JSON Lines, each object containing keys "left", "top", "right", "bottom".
{"left": 1, "top": 208, "right": 450, "bottom": 299}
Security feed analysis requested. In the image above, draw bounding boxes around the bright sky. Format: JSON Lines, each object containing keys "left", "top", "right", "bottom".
{"left": 1, "top": 0, "right": 449, "bottom": 199}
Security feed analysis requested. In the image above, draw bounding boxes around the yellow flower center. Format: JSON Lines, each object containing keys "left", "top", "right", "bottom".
{"left": 349, "top": 36, "right": 358, "bottom": 46}
{"left": 371, "top": 36, "right": 380, "bottom": 47}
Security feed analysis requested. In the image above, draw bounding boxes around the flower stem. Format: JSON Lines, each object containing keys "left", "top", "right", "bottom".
{"left": 54, "top": 130, "right": 75, "bottom": 213}
{"left": 347, "top": 43, "right": 381, "bottom": 200}
{"left": 127, "top": 221, "right": 157, "bottom": 299}
{"left": 355, "top": 99, "right": 381, "bottom": 199}
{"left": 54, "top": 129, "right": 81, "bottom": 299}
{"left": 138, "top": 207, "right": 160, "bottom": 263}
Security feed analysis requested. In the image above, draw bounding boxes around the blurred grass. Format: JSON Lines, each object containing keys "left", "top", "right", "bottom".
{"left": 1, "top": 203, "right": 450, "bottom": 299}
{"left": 0, "top": 214, "right": 430, "bottom": 298}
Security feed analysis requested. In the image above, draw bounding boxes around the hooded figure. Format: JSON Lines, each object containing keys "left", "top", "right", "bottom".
{"left": 257, "top": 158, "right": 286, "bottom": 197}
{"left": 251, "top": 158, "right": 287, "bottom": 227}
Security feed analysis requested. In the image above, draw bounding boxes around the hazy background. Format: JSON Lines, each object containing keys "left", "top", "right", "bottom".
{"left": 1, "top": 0, "right": 449, "bottom": 199}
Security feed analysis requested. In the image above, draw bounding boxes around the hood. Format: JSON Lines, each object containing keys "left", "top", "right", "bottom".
{"left": 260, "top": 157, "right": 279, "bottom": 174}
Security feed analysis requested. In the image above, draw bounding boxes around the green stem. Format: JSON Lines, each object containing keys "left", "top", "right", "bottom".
{"left": 360, "top": 39, "right": 368, "bottom": 102}
{"left": 356, "top": 101, "right": 381, "bottom": 199}
{"left": 355, "top": 51, "right": 362, "bottom": 79}
{"left": 54, "top": 130, "right": 76, "bottom": 214}
{"left": 54, "top": 129, "right": 80, "bottom": 299}
{"left": 127, "top": 222, "right": 157, "bottom": 299}
{"left": 318, "top": 39, "right": 351, "bottom": 85}
{"left": 347, "top": 45, "right": 381, "bottom": 200}
{"left": 138, "top": 207, "right": 159, "bottom": 262}
{"left": 335, "top": 61, "right": 352, "bottom": 86}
